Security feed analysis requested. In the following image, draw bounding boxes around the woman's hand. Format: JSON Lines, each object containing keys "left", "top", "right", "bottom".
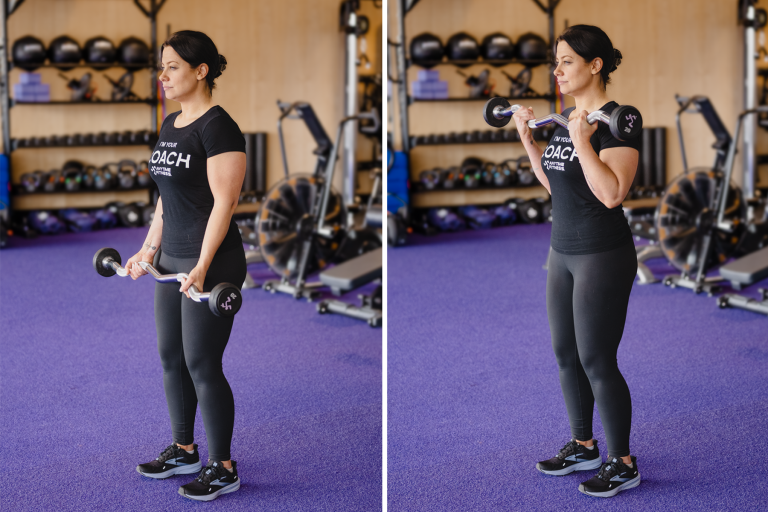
{"left": 125, "top": 248, "right": 157, "bottom": 280}
{"left": 569, "top": 109, "right": 598, "bottom": 148}
{"left": 179, "top": 264, "right": 208, "bottom": 299}
{"left": 512, "top": 106, "right": 536, "bottom": 141}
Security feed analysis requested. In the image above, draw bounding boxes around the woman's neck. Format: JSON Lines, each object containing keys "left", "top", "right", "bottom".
{"left": 179, "top": 95, "right": 215, "bottom": 122}
{"left": 573, "top": 87, "right": 611, "bottom": 116}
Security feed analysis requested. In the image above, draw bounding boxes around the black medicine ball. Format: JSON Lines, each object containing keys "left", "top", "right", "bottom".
{"left": 12, "top": 36, "right": 47, "bottom": 71}
{"left": 481, "top": 33, "right": 515, "bottom": 66}
{"left": 514, "top": 32, "right": 548, "bottom": 66}
{"left": 410, "top": 33, "right": 444, "bottom": 68}
{"left": 118, "top": 37, "right": 150, "bottom": 67}
{"left": 84, "top": 36, "right": 117, "bottom": 69}
{"left": 48, "top": 36, "right": 82, "bottom": 70}
{"left": 445, "top": 32, "right": 480, "bottom": 67}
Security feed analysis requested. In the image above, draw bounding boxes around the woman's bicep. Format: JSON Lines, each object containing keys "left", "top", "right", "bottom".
{"left": 207, "top": 151, "right": 246, "bottom": 207}
{"left": 599, "top": 146, "right": 638, "bottom": 200}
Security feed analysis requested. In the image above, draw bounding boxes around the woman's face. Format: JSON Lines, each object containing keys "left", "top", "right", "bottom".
{"left": 553, "top": 41, "right": 602, "bottom": 96}
{"left": 158, "top": 46, "right": 209, "bottom": 102}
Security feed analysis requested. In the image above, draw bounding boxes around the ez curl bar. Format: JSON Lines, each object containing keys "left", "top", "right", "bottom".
{"left": 92, "top": 247, "right": 243, "bottom": 318}
{"left": 482, "top": 97, "right": 643, "bottom": 141}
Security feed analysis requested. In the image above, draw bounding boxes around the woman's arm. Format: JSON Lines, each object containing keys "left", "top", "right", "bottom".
{"left": 125, "top": 197, "right": 164, "bottom": 279}
{"left": 512, "top": 106, "right": 551, "bottom": 194}
{"left": 569, "top": 110, "right": 638, "bottom": 208}
{"left": 179, "top": 151, "right": 245, "bottom": 296}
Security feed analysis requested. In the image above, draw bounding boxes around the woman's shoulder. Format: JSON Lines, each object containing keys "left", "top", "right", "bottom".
{"left": 201, "top": 105, "right": 241, "bottom": 131}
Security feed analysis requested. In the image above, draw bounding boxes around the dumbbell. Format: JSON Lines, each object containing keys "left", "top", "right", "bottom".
{"left": 494, "top": 160, "right": 517, "bottom": 187}
{"left": 43, "top": 170, "right": 65, "bottom": 192}
{"left": 461, "top": 157, "right": 483, "bottom": 189}
{"left": 481, "top": 162, "right": 496, "bottom": 186}
{"left": 136, "top": 161, "right": 152, "bottom": 187}
{"left": 92, "top": 247, "right": 243, "bottom": 318}
{"left": 516, "top": 156, "right": 536, "bottom": 186}
{"left": 419, "top": 168, "right": 442, "bottom": 190}
{"left": 482, "top": 96, "right": 643, "bottom": 141}
{"left": 441, "top": 167, "right": 461, "bottom": 189}
{"left": 117, "top": 160, "right": 138, "bottom": 189}
{"left": 94, "top": 163, "right": 118, "bottom": 190}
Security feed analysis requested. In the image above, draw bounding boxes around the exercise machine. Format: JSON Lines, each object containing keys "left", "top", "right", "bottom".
{"left": 258, "top": 101, "right": 380, "bottom": 300}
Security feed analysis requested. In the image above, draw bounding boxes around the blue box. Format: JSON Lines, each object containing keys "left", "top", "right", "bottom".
{"left": 35, "top": 93, "right": 51, "bottom": 102}
{"left": 387, "top": 151, "right": 410, "bottom": 214}
{"left": 417, "top": 70, "right": 440, "bottom": 82}
{"left": 0, "top": 154, "right": 9, "bottom": 212}
{"left": 20, "top": 72, "right": 41, "bottom": 85}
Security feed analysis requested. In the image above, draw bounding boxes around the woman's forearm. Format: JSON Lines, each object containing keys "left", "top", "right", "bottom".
{"left": 143, "top": 198, "right": 164, "bottom": 252}
{"left": 521, "top": 135, "right": 551, "bottom": 194}
{"left": 198, "top": 200, "right": 238, "bottom": 270}
{"left": 573, "top": 142, "right": 621, "bottom": 207}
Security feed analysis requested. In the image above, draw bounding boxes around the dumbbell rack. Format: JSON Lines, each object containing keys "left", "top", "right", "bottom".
{"left": 392, "top": 0, "right": 560, "bottom": 208}
{"left": 0, "top": 0, "right": 167, "bottom": 220}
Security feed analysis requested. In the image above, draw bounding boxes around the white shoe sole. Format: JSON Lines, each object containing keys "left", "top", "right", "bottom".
{"left": 536, "top": 457, "right": 603, "bottom": 476}
{"left": 136, "top": 461, "right": 202, "bottom": 479}
{"left": 579, "top": 474, "right": 641, "bottom": 498}
{"left": 179, "top": 479, "right": 241, "bottom": 501}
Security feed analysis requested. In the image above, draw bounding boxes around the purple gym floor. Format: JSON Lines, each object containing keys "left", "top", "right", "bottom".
{"left": 387, "top": 223, "right": 768, "bottom": 511}
{"left": 0, "top": 228, "right": 381, "bottom": 512}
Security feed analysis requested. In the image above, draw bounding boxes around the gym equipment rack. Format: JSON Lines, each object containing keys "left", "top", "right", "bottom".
{"left": 0, "top": 0, "right": 167, "bottom": 225}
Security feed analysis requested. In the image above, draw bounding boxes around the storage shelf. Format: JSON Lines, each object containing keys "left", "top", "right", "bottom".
{"left": 12, "top": 189, "right": 151, "bottom": 211}
{"left": 408, "top": 58, "right": 550, "bottom": 68}
{"left": 411, "top": 94, "right": 555, "bottom": 103}
{"left": 13, "top": 185, "right": 154, "bottom": 196}
{"left": 11, "top": 99, "right": 153, "bottom": 106}
{"left": 411, "top": 185, "right": 549, "bottom": 208}
{"left": 10, "top": 62, "right": 153, "bottom": 71}
{"left": 12, "top": 142, "right": 155, "bottom": 149}
{"left": 410, "top": 129, "right": 553, "bottom": 147}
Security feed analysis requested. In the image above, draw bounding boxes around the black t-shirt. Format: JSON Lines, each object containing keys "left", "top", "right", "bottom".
{"left": 541, "top": 101, "right": 640, "bottom": 255}
{"left": 150, "top": 105, "right": 245, "bottom": 258}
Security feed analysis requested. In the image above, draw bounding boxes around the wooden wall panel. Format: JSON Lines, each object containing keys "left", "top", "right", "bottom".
{"left": 3, "top": 0, "right": 382, "bottom": 195}
{"left": 390, "top": 0, "right": 768, "bottom": 188}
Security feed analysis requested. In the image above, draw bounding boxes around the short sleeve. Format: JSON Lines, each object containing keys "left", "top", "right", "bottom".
{"left": 596, "top": 104, "right": 641, "bottom": 153}
{"left": 201, "top": 112, "right": 246, "bottom": 158}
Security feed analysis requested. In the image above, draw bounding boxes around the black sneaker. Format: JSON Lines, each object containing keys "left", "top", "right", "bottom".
{"left": 136, "top": 443, "right": 202, "bottom": 479}
{"left": 579, "top": 456, "right": 641, "bottom": 498}
{"left": 536, "top": 439, "right": 603, "bottom": 476}
{"left": 178, "top": 460, "right": 241, "bottom": 501}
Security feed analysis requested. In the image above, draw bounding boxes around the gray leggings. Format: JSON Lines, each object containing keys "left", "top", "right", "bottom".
{"left": 546, "top": 240, "right": 637, "bottom": 457}
{"left": 153, "top": 246, "right": 246, "bottom": 461}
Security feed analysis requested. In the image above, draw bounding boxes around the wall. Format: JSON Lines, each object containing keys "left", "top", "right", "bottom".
{"left": 3, "top": 0, "right": 382, "bottom": 198}
{"left": 389, "top": 0, "right": 768, "bottom": 189}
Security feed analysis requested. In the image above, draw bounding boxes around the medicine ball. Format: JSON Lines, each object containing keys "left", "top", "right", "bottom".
{"left": 84, "top": 36, "right": 116, "bottom": 69}
{"left": 514, "top": 32, "right": 548, "bottom": 66}
{"left": 117, "top": 37, "right": 150, "bottom": 67}
{"left": 445, "top": 32, "right": 480, "bottom": 67}
{"left": 48, "top": 36, "right": 82, "bottom": 70}
{"left": 410, "top": 33, "right": 444, "bottom": 69}
{"left": 12, "top": 36, "right": 47, "bottom": 70}
{"left": 481, "top": 33, "right": 515, "bottom": 66}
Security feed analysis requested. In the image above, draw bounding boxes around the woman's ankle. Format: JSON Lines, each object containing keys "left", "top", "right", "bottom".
{"left": 574, "top": 438, "right": 594, "bottom": 448}
{"left": 175, "top": 442, "right": 194, "bottom": 451}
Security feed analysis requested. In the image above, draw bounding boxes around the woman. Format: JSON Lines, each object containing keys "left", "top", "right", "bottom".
{"left": 123, "top": 30, "right": 247, "bottom": 502}
{"left": 512, "top": 25, "right": 640, "bottom": 498}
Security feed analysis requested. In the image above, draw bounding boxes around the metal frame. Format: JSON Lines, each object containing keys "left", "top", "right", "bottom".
{"left": 0, "top": 0, "right": 166, "bottom": 227}
{"left": 393, "top": 0, "right": 560, "bottom": 154}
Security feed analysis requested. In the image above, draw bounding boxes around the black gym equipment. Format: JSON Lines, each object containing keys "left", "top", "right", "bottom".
{"left": 92, "top": 247, "right": 243, "bottom": 318}
{"left": 461, "top": 157, "right": 483, "bottom": 189}
{"left": 259, "top": 101, "right": 380, "bottom": 300}
{"left": 84, "top": 36, "right": 117, "bottom": 69}
{"left": 419, "top": 168, "right": 441, "bottom": 190}
{"left": 59, "top": 72, "right": 95, "bottom": 101}
{"left": 483, "top": 97, "right": 643, "bottom": 141}
{"left": 445, "top": 32, "right": 480, "bottom": 67}
{"left": 502, "top": 68, "right": 534, "bottom": 98}
{"left": 409, "top": 32, "right": 444, "bottom": 68}
{"left": 117, "top": 37, "right": 150, "bottom": 67}
{"left": 12, "top": 35, "right": 46, "bottom": 70}
{"left": 513, "top": 32, "right": 548, "bottom": 64}
{"left": 48, "top": 35, "right": 82, "bottom": 70}
{"left": 480, "top": 32, "right": 515, "bottom": 65}
{"left": 457, "top": 69, "right": 493, "bottom": 98}
{"left": 317, "top": 249, "right": 383, "bottom": 327}
{"left": 117, "top": 160, "right": 138, "bottom": 189}
{"left": 515, "top": 156, "right": 536, "bottom": 186}
{"left": 657, "top": 105, "right": 768, "bottom": 298}
{"left": 107, "top": 71, "right": 140, "bottom": 101}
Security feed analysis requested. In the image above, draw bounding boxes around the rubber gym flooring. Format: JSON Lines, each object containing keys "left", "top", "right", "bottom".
{"left": 387, "top": 223, "right": 767, "bottom": 512}
{"left": 0, "top": 228, "right": 381, "bottom": 512}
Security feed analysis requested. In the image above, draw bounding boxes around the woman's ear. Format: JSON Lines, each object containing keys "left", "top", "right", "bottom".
{"left": 197, "top": 63, "right": 209, "bottom": 81}
{"left": 591, "top": 57, "right": 603, "bottom": 76}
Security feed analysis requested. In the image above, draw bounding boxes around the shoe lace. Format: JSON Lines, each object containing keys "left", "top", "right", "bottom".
{"left": 156, "top": 444, "right": 178, "bottom": 462}
{"left": 195, "top": 462, "right": 222, "bottom": 485}
{"left": 597, "top": 459, "right": 620, "bottom": 481}
{"left": 556, "top": 440, "right": 579, "bottom": 460}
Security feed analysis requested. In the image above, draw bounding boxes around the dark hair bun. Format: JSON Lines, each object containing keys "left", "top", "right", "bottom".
{"left": 216, "top": 54, "right": 227, "bottom": 78}
{"left": 611, "top": 48, "right": 622, "bottom": 72}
